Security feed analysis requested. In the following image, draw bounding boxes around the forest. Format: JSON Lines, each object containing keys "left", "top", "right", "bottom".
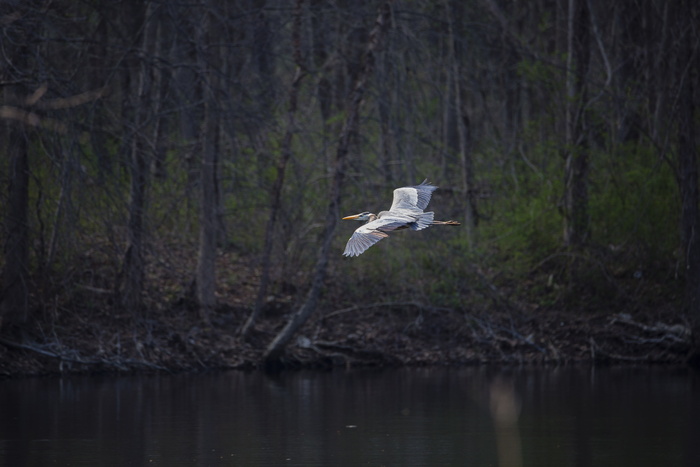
{"left": 0, "top": 0, "right": 698, "bottom": 375}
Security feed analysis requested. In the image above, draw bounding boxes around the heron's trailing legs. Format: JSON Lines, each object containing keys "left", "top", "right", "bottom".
{"left": 432, "top": 220, "right": 460, "bottom": 226}
{"left": 342, "top": 180, "right": 461, "bottom": 256}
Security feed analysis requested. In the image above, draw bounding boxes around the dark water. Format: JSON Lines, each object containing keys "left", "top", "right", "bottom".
{"left": 1, "top": 366, "right": 698, "bottom": 467}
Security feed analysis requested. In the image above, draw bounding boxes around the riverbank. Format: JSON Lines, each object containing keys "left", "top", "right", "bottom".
{"left": 0, "top": 297, "right": 691, "bottom": 377}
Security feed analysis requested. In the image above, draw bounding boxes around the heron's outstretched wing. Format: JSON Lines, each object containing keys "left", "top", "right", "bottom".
{"left": 343, "top": 217, "right": 410, "bottom": 257}
{"left": 389, "top": 179, "right": 437, "bottom": 213}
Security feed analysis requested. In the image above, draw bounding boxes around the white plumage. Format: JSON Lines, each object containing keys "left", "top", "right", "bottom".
{"left": 342, "top": 180, "right": 459, "bottom": 257}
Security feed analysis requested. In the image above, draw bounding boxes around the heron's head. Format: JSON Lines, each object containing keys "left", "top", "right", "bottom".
{"left": 342, "top": 211, "right": 374, "bottom": 222}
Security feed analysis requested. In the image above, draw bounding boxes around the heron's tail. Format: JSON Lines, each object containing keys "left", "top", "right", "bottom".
{"left": 432, "top": 220, "right": 460, "bottom": 226}
{"left": 411, "top": 211, "right": 434, "bottom": 230}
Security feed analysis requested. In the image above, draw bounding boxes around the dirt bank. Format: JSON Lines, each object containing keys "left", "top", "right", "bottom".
{"left": 0, "top": 298, "right": 691, "bottom": 377}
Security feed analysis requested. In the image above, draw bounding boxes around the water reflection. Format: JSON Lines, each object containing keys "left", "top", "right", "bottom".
{"left": 490, "top": 377, "right": 522, "bottom": 467}
{"left": 1, "top": 366, "right": 698, "bottom": 466}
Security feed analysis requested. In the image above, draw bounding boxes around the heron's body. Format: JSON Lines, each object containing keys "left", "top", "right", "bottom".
{"left": 342, "top": 180, "right": 460, "bottom": 257}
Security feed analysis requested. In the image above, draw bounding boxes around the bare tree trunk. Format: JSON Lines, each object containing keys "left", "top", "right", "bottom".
{"left": 0, "top": 9, "right": 30, "bottom": 330}
{"left": 554, "top": 0, "right": 569, "bottom": 146}
{"left": 563, "top": 0, "right": 590, "bottom": 248}
{"left": 195, "top": 3, "right": 222, "bottom": 318}
{"left": 89, "top": 13, "right": 112, "bottom": 185}
{"left": 311, "top": 0, "right": 334, "bottom": 174}
{"left": 241, "top": 0, "right": 306, "bottom": 337}
{"left": 0, "top": 8, "right": 33, "bottom": 331}
{"left": 263, "top": 1, "right": 393, "bottom": 365}
{"left": 675, "top": 0, "right": 700, "bottom": 366}
{"left": 680, "top": 90, "right": 700, "bottom": 365}
{"left": 150, "top": 6, "right": 170, "bottom": 180}
{"left": 651, "top": 3, "right": 671, "bottom": 144}
{"left": 195, "top": 113, "right": 219, "bottom": 317}
{"left": 171, "top": 4, "right": 202, "bottom": 218}
{"left": 1, "top": 122, "right": 30, "bottom": 328}
{"left": 119, "top": 2, "right": 152, "bottom": 314}
{"left": 377, "top": 61, "right": 395, "bottom": 186}
{"left": 447, "top": 0, "right": 477, "bottom": 245}
{"left": 120, "top": 127, "right": 149, "bottom": 313}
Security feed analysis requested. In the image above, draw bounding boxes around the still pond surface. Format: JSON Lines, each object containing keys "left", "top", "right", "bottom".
{"left": 1, "top": 366, "right": 698, "bottom": 466}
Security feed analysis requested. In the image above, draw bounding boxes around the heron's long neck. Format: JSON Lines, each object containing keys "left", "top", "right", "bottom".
{"left": 367, "top": 213, "right": 378, "bottom": 222}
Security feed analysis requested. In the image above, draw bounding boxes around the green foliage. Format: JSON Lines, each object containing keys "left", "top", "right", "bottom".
{"left": 477, "top": 140, "right": 564, "bottom": 274}
{"left": 589, "top": 143, "right": 677, "bottom": 258}
{"left": 517, "top": 58, "right": 559, "bottom": 88}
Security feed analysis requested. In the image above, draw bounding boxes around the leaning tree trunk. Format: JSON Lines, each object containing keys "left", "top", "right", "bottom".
{"left": 263, "top": 1, "right": 394, "bottom": 365}
{"left": 240, "top": 0, "right": 306, "bottom": 337}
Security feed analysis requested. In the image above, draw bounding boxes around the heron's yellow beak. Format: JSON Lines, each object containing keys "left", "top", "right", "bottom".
{"left": 342, "top": 214, "right": 360, "bottom": 220}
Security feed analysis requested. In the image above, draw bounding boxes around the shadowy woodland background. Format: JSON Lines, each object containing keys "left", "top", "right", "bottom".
{"left": 1, "top": 0, "right": 699, "bottom": 371}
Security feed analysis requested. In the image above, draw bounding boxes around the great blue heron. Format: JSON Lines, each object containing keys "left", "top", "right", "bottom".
{"left": 342, "top": 180, "right": 460, "bottom": 257}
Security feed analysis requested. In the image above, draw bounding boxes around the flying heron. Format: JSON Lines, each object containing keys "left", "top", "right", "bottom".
{"left": 342, "top": 180, "right": 460, "bottom": 257}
